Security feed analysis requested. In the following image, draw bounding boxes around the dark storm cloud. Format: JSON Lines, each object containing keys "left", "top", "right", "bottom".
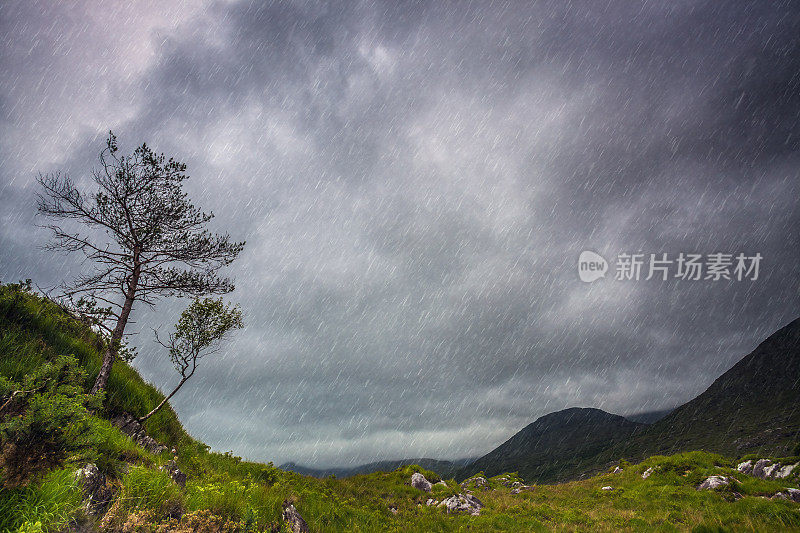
{"left": 1, "top": 0, "right": 798, "bottom": 466}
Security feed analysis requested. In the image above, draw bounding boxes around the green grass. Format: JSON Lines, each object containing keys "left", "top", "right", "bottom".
{"left": 0, "top": 468, "right": 82, "bottom": 532}
{"left": 1, "top": 282, "right": 799, "bottom": 531}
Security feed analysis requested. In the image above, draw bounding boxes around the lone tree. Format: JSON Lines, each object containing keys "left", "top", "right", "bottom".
{"left": 139, "top": 297, "right": 243, "bottom": 423}
{"left": 37, "top": 132, "right": 245, "bottom": 394}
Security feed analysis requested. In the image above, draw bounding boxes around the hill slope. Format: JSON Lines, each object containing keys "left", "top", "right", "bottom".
{"left": 616, "top": 316, "right": 800, "bottom": 461}
{"left": 468, "top": 318, "right": 800, "bottom": 484}
{"left": 460, "top": 408, "right": 645, "bottom": 483}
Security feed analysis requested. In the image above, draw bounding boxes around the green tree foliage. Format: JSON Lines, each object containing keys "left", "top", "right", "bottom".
{"left": 0, "top": 355, "right": 102, "bottom": 487}
{"left": 140, "top": 298, "right": 243, "bottom": 423}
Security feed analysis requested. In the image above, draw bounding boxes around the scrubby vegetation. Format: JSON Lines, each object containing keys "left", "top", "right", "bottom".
{"left": 1, "top": 282, "right": 799, "bottom": 531}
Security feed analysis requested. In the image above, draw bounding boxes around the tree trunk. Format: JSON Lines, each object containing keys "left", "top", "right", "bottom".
{"left": 138, "top": 376, "right": 189, "bottom": 423}
{"left": 90, "top": 263, "right": 140, "bottom": 394}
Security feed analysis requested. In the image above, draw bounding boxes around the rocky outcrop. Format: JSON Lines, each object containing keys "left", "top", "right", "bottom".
{"left": 159, "top": 459, "right": 187, "bottom": 487}
{"left": 769, "top": 488, "right": 800, "bottom": 502}
{"left": 74, "top": 463, "right": 115, "bottom": 517}
{"left": 437, "top": 493, "right": 483, "bottom": 515}
{"left": 641, "top": 467, "right": 654, "bottom": 479}
{"left": 697, "top": 476, "right": 730, "bottom": 490}
{"left": 460, "top": 476, "right": 489, "bottom": 490}
{"left": 282, "top": 501, "right": 309, "bottom": 533}
{"left": 110, "top": 412, "right": 168, "bottom": 454}
{"left": 411, "top": 472, "right": 433, "bottom": 492}
{"left": 737, "top": 459, "right": 798, "bottom": 480}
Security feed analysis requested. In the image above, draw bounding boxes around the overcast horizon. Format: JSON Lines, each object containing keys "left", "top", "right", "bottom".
{"left": 1, "top": 1, "right": 799, "bottom": 468}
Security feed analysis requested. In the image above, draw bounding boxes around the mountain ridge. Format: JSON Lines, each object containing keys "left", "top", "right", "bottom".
{"left": 460, "top": 316, "right": 800, "bottom": 483}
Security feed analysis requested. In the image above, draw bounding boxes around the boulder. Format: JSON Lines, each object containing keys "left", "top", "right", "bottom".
{"left": 74, "top": 463, "right": 115, "bottom": 517}
{"left": 642, "top": 467, "right": 654, "bottom": 479}
{"left": 697, "top": 476, "right": 729, "bottom": 490}
{"left": 763, "top": 462, "right": 781, "bottom": 478}
{"left": 788, "top": 488, "right": 800, "bottom": 503}
{"left": 460, "top": 476, "right": 489, "bottom": 490}
{"left": 776, "top": 463, "right": 798, "bottom": 479}
{"left": 736, "top": 460, "right": 753, "bottom": 475}
{"left": 601, "top": 486, "right": 614, "bottom": 491}
{"left": 751, "top": 459, "right": 772, "bottom": 479}
{"left": 411, "top": 472, "right": 433, "bottom": 492}
{"left": 737, "top": 458, "right": 798, "bottom": 480}
{"left": 438, "top": 493, "right": 483, "bottom": 516}
{"left": 282, "top": 501, "right": 309, "bottom": 533}
{"left": 510, "top": 484, "right": 534, "bottom": 494}
{"left": 497, "top": 476, "right": 515, "bottom": 488}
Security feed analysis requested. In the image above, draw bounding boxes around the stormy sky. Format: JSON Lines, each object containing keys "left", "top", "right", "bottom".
{"left": 1, "top": 1, "right": 799, "bottom": 467}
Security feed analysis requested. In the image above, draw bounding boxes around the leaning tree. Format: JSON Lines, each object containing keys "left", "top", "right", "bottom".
{"left": 140, "top": 297, "right": 243, "bottom": 423}
{"left": 37, "top": 132, "right": 245, "bottom": 393}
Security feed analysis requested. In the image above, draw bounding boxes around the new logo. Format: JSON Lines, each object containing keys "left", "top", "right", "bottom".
{"left": 578, "top": 251, "right": 608, "bottom": 283}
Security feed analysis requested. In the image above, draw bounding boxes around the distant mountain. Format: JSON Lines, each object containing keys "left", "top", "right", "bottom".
{"left": 459, "top": 407, "right": 646, "bottom": 483}
{"left": 280, "top": 457, "right": 475, "bottom": 479}
{"left": 463, "top": 317, "right": 800, "bottom": 484}
{"left": 615, "top": 316, "right": 800, "bottom": 460}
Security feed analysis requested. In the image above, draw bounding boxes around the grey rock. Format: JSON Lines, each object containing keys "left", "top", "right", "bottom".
{"left": 282, "top": 501, "right": 309, "bottom": 533}
{"left": 642, "top": 467, "right": 654, "bottom": 479}
{"left": 736, "top": 460, "right": 753, "bottom": 475}
{"left": 763, "top": 463, "right": 781, "bottom": 478}
{"left": 159, "top": 459, "right": 187, "bottom": 488}
{"left": 460, "top": 476, "right": 489, "bottom": 490}
{"left": 776, "top": 463, "right": 798, "bottom": 479}
{"left": 438, "top": 493, "right": 483, "bottom": 516}
{"left": 601, "top": 486, "right": 614, "bottom": 491}
{"left": 787, "top": 488, "right": 800, "bottom": 503}
{"left": 411, "top": 472, "right": 433, "bottom": 492}
{"left": 612, "top": 466, "right": 623, "bottom": 474}
{"left": 697, "top": 476, "right": 729, "bottom": 490}
{"left": 738, "top": 458, "right": 798, "bottom": 480}
{"left": 74, "top": 464, "right": 115, "bottom": 517}
{"left": 110, "top": 412, "right": 168, "bottom": 454}
{"left": 752, "top": 459, "right": 772, "bottom": 479}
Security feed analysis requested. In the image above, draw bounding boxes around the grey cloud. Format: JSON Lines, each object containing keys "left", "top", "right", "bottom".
{"left": 1, "top": 0, "right": 799, "bottom": 466}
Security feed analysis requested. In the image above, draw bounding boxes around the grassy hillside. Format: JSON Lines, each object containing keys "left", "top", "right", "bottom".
{"left": 281, "top": 458, "right": 473, "bottom": 480}
{"left": 1, "top": 282, "right": 799, "bottom": 532}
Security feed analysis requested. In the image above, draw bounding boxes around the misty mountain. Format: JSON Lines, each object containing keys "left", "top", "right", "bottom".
{"left": 459, "top": 408, "right": 646, "bottom": 483}
{"left": 620, "top": 316, "right": 800, "bottom": 459}
{"left": 462, "top": 317, "right": 800, "bottom": 484}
